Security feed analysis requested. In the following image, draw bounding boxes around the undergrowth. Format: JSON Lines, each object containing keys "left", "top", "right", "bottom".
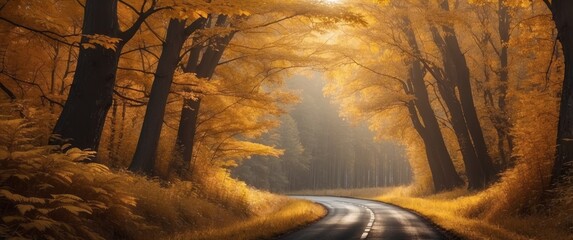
{"left": 0, "top": 107, "right": 324, "bottom": 240}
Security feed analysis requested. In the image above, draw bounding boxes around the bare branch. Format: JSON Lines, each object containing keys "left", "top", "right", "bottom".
{"left": 113, "top": 89, "right": 147, "bottom": 105}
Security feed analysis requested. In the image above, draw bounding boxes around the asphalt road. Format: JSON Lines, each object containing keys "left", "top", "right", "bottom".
{"left": 277, "top": 196, "right": 447, "bottom": 240}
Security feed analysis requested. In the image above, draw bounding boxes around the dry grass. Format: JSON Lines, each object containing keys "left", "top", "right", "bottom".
{"left": 173, "top": 198, "right": 325, "bottom": 240}
{"left": 123, "top": 168, "right": 326, "bottom": 240}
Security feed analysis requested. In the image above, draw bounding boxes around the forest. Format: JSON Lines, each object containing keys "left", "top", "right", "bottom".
{"left": 0, "top": 0, "right": 572, "bottom": 239}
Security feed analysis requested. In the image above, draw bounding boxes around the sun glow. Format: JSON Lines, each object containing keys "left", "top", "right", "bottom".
{"left": 322, "top": 0, "right": 341, "bottom": 4}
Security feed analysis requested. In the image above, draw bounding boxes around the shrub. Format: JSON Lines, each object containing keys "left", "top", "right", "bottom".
{"left": 0, "top": 116, "right": 149, "bottom": 240}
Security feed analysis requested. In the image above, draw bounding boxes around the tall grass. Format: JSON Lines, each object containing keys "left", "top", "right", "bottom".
{"left": 0, "top": 112, "right": 325, "bottom": 240}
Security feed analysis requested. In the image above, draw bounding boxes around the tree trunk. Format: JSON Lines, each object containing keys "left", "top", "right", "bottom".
{"left": 448, "top": 29, "right": 497, "bottom": 186}
{"left": 496, "top": 0, "right": 514, "bottom": 167}
{"left": 551, "top": 0, "right": 573, "bottom": 185}
{"left": 50, "top": 0, "right": 121, "bottom": 152}
{"left": 174, "top": 18, "right": 235, "bottom": 175}
{"left": 174, "top": 97, "right": 201, "bottom": 174}
{"left": 432, "top": 0, "right": 497, "bottom": 188}
{"left": 108, "top": 98, "right": 118, "bottom": 162}
{"left": 408, "top": 62, "right": 464, "bottom": 191}
{"left": 435, "top": 76, "right": 485, "bottom": 189}
{"left": 402, "top": 18, "right": 463, "bottom": 191}
{"left": 129, "top": 19, "right": 187, "bottom": 175}
{"left": 428, "top": 26, "right": 490, "bottom": 190}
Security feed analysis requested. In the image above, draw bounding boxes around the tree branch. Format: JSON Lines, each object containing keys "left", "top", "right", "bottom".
{"left": 1, "top": 71, "right": 63, "bottom": 107}
{"left": 0, "top": 16, "right": 77, "bottom": 47}
{"left": 184, "top": 17, "right": 207, "bottom": 37}
{"left": 0, "top": 81, "right": 16, "bottom": 100}
{"left": 113, "top": 89, "right": 147, "bottom": 105}
{"left": 118, "top": 3, "right": 170, "bottom": 42}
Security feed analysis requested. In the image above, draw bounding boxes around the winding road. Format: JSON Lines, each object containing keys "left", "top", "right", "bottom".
{"left": 278, "top": 196, "right": 447, "bottom": 240}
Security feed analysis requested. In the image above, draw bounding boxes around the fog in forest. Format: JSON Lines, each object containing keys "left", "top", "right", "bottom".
{"left": 233, "top": 75, "right": 411, "bottom": 192}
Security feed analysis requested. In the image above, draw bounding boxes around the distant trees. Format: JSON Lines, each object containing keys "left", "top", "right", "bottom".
{"left": 233, "top": 77, "right": 412, "bottom": 192}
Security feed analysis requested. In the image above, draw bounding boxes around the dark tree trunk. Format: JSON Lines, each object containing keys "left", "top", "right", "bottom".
{"left": 174, "top": 16, "right": 235, "bottom": 175}
{"left": 434, "top": 74, "right": 484, "bottom": 190}
{"left": 129, "top": 19, "right": 187, "bottom": 175}
{"left": 496, "top": 0, "right": 514, "bottom": 167}
{"left": 448, "top": 28, "right": 497, "bottom": 187}
{"left": 402, "top": 18, "right": 463, "bottom": 191}
{"left": 113, "top": 100, "right": 126, "bottom": 167}
{"left": 50, "top": 0, "right": 121, "bottom": 151}
{"left": 108, "top": 98, "right": 118, "bottom": 162}
{"left": 407, "top": 62, "right": 464, "bottom": 191}
{"left": 175, "top": 97, "right": 201, "bottom": 174}
{"left": 430, "top": 0, "right": 497, "bottom": 188}
{"left": 551, "top": 0, "right": 573, "bottom": 185}
{"left": 429, "top": 27, "right": 489, "bottom": 190}
{"left": 50, "top": 0, "right": 158, "bottom": 153}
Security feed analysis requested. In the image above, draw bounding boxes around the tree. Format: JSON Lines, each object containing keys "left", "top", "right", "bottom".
{"left": 172, "top": 3, "right": 366, "bottom": 176}
{"left": 128, "top": 17, "right": 206, "bottom": 175}
{"left": 49, "top": 0, "right": 165, "bottom": 152}
{"left": 546, "top": 0, "right": 573, "bottom": 185}
{"left": 174, "top": 14, "right": 235, "bottom": 176}
{"left": 402, "top": 19, "right": 464, "bottom": 191}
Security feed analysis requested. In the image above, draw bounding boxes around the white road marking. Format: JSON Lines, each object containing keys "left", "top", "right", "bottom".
{"left": 357, "top": 204, "right": 375, "bottom": 239}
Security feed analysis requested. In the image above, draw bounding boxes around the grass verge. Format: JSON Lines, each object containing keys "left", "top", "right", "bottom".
{"left": 172, "top": 198, "right": 326, "bottom": 240}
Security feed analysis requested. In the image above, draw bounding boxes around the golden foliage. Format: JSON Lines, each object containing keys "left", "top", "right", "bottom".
{"left": 0, "top": 114, "right": 149, "bottom": 240}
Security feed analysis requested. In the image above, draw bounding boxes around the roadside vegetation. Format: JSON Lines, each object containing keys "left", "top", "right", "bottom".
{"left": 0, "top": 114, "right": 325, "bottom": 240}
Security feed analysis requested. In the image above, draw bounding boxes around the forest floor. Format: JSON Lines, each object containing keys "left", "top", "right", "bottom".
{"left": 290, "top": 187, "right": 572, "bottom": 240}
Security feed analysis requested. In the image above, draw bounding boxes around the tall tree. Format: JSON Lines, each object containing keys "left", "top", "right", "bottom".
{"left": 49, "top": 0, "right": 164, "bottom": 151}
{"left": 495, "top": 0, "right": 513, "bottom": 165}
{"left": 128, "top": 17, "right": 206, "bottom": 175}
{"left": 402, "top": 20, "right": 464, "bottom": 191}
{"left": 425, "top": 0, "right": 497, "bottom": 189}
{"left": 174, "top": 14, "right": 235, "bottom": 175}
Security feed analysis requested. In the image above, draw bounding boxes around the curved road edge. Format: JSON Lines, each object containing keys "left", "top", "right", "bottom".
{"left": 276, "top": 195, "right": 464, "bottom": 240}
{"left": 270, "top": 198, "right": 331, "bottom": 239}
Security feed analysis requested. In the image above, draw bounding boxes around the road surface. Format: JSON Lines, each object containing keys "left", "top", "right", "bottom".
{"left": 278, "top": 196, "right": 447, "bottom": 240}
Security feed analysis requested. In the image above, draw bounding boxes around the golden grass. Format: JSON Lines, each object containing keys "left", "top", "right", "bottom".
{"left": 124, "top": 168, "right": 326, "bottom": 240}
{"left": 173, "top": 198, "right": 326, "bottom": 240}
{"left": 292, "top": 186, "right": 573, "bottom": 240}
